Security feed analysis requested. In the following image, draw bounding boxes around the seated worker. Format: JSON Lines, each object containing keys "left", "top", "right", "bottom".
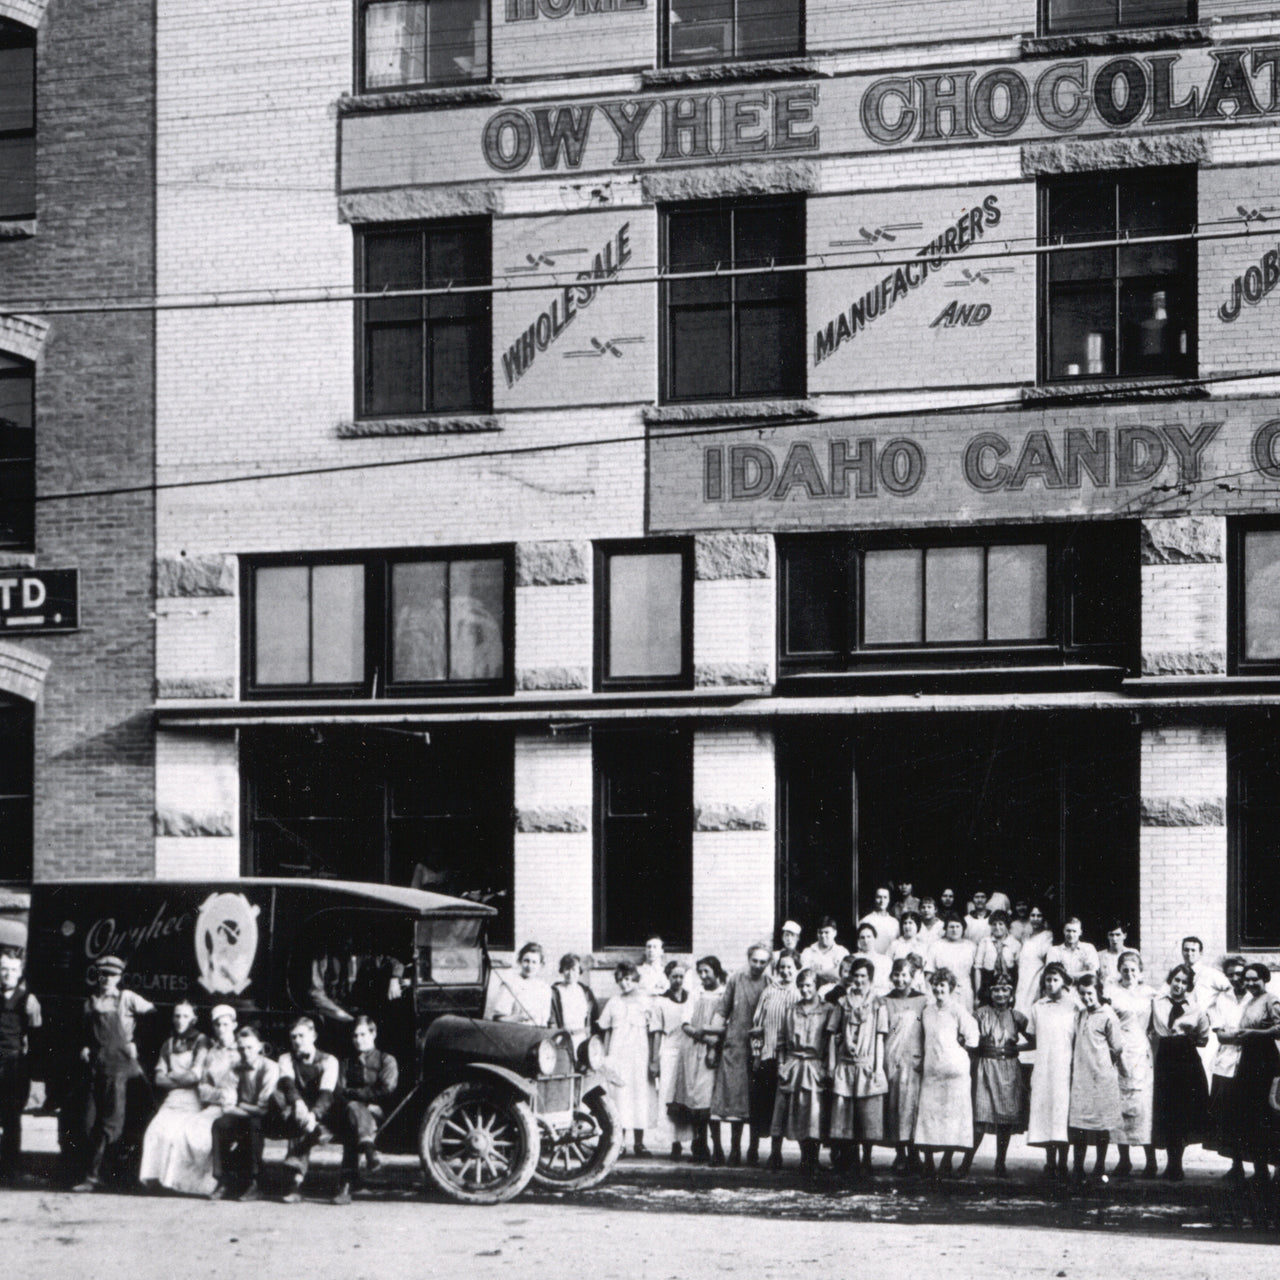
{"left": 333, "top": 1016, "right": 399, "bottom": 1205}
{"left": 272, "top": 1016, "right": 340, "bottom": 1203}
{"left": 209, "top": 1025, "right": 279, "bottom": 1201}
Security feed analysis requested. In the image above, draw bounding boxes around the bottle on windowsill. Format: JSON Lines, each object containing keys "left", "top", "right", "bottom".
{"left": 1141, "top": 290, "right": 1169, "bottom": 358}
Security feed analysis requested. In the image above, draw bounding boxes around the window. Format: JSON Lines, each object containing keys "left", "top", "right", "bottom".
{"left": 1230, "top": 521, "right": 1280, "bottom": 673}
{"left": 246, "top": 728, "right": 513, "bottom": 947}
{"left": 665, "top": 0, "right": 801, "bottom": 65}
{"left": 0, "top": 22, "right": 34, "bottom": 221}
{"left": 0, "top": 705, "right": 31, "bottom": 881}
{"left": 359, "top": 0, "right": 488, "bottom": 90}
{"left": 662, "top": 200, "right": 804, "bottom": 402}
{"left": 246, "top": 549, "right": 511, "bottom": 697}
{"left": 358, "top": 220, "right": 490, "bottom": 418}
{"left": 0, "top": 355, "right": 33, "bottom": 550}
{"left": 1230, "top": 721, "right": 1280, "bottom": 949}
{"left": 1042, "top": 169, "right": 1195, "bottom": 383}
{"left": 778, "top": 523, "right": 1137, "bottom": 673}
{"left": 596, "top": 542, "right": 692, "bottom": 689}
{"left": 595, "top": 731, "right": 692, "bottom": 950}
{"left": 1044, "top": 0, "right": 1193, "bottom": 35}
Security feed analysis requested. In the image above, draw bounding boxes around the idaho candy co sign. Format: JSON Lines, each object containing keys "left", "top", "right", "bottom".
{"left": 647, "top": 402, "right": 1280, "bottom": 531}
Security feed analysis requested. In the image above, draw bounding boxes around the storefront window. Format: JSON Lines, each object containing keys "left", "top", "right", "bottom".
{"left": 666, "top": 0, "right": 801, "bottom": 65}
{"left": 595, "top": 731, "right": 692, "bottom": 950}
{"left": 1044, "top": 0, "right": 1193, "bottom": 34}
{"left": 597, "top": 542, "right": 691, "bottom": 689}
{"left": 360, "top": 0, "right": 489, "bottom": 90}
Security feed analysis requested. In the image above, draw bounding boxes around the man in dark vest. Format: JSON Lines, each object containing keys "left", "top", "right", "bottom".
{"left": 0, "top": 949, "right": 40, "bottom": 1181}
{"left": 271, "top": 1015, "right": 339, "bottom": 1203}
{"left": 333, "top": 1015, "right": 398, "bottom": 1205}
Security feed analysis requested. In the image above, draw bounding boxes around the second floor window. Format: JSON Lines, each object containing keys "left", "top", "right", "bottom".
{"left": 597, "top": 542, "right": 692, "bottom": 689}
{"left": 1043, "top": 169, "right": 1195, "bottom": 383}
{"left": 360, "top": 0, "right": 489, "bottom": 90}
{"left": 666, "top": 0, "right": 801, "bottom": 65}
{"left": 1045, "top": 0, "right": 1193, "bottom": 34}
{"left": 0, "top": 355, "right": 34, "bottom": 550}
{"left": 247, "top": 549, "right": 510, "bottom": 697}
{"left": 1231, "top": 521, "right": 1280, "bottom": 673}
{"left": 662, "top": 199, "right": 804, "bottom": 402}
{"left": 0, "top": 21, "right": 35, "bottom": 221}
{"left": 358, "top": 220, "right": 491, "bottom": 418}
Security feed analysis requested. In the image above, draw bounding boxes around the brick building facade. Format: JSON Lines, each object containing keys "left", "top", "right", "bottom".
{"left": 0, "top": 0, "right": 155, "bottom": 886}
{"left": 144, "top": 0, "right": 1280, "bottom": 980}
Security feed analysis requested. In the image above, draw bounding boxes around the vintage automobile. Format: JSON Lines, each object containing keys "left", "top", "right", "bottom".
{"left": 26, "top": 878, "right": 622, "bottom": 1203}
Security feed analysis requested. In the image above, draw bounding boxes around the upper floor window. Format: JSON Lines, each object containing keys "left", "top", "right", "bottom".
{"left": 358, "top": 220, "right": 491, "bottom": 418}
{"left": 1042, "top": 169, "right": 1195, "bottom": 383}
{"left": 665, "top": 0, "right": 801, "bottom": 65}
{"left": 662, "top": 199, "right": 804, "bottom": 402}
{"left": 1045, "top": 0, "right": 1193, "bottom": 34}
{"left": 246, "top": 548, "right": 511, "bottom": 698}
{"left": 596, "top": 541, "right": 692, "bottom": 690}
{"left": 778, "top": 523, "right": 1137, "bottom": 674}
{"left": 359, "top": 0, "right": 489, "bottom": 91}
{"left": 1230, "top": 520, "right": 1280, "bottom": 674}
{"left": 0, "top": 22, "right": 35, "bottom": 221}
{"left": 0, "top": 354, "right": 33, "bottom": 550}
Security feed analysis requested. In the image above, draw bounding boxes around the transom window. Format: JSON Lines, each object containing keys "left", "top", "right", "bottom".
{"left": 358, "top": 220, "right": 491, "bottom": 418}
{"left": 0, "top": 21, "right": 34, "bottom": 222}
{"left": 665, "top": 0, "right": 801, "bottom": 65}
{"left": 779, "top": 524, "right": 1137, "bottom": 673}
{"left": 1044, "top": 0, "right": 1193, "bottom": 34}
{"left": 662, "top": 199, "right": 805, "bottom": 402}
{"left": 1230, "top": 521, "right": 1280, "bottom": 673}
{"left": 246, "top": 549, "right": 511, "bottom": 697}
{"left": 596, "top": 542, "right": 692, "bottom": 690}
{"left": 0, "top": 354, "right": 34, "bottom": 550}
{"left": 1043, "top": 169, "right": 1196, "bottom": 383}
{"left": 359, "top": 0, "right": 489, "bottom": 91}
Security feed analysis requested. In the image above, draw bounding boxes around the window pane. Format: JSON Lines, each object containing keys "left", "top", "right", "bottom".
{"left": 365, "top": 231, "right": 421, "bottom": 323}
{"left": 669, "top": 0, "right": 734, "bottom": 63}
{"left": 427, "top": 0, "right": 488, "bottom": 84}
{"left": 987, "top": 545, "right": 1048, "bottom": 641}
{"left": 737, "top": 0, "right": 800, "bottom": 57}
{"left": 367, "top": 324, "right": 423, "bottom": 415}
{"left": 668, "top": 209, "right": 731, "bottom": 305}
{"left": 256, "top": 566, "right": 311, "bottom": 685}
{"left": 1048, "top": 285, "right": 1113, "bottom": 378}
{"left": 1119, "top": 280, "right": 1189, "bottom": 376}
{"left": 737, "top": 302, "right": 804, "bottom": 396}
{"left": 0, "top": 370, "right": 32, "bottom": 436}
{"left": 364, "top": 2, "right": 427, "bottom": 89}
{"left": 608, "top": 552, "right": 684, "bottom": 678}
{"left": 392, "top": 560, "right": 448, "bottom": 682}
{"left": 1047, "top": 0, "right": 1117, "bottom": 29}
{"left": 864, "top": 549, "right": 922, "bottom": 644}
{"left": 670, "top": 306, "right": 732, "bottom": 399}
{"left": 784, "top": 544, "right": 845, "bottom": 656}
{"left": 1245, "top": 532, "right": 1280, "bottom": 661}
{"left": 429, "top": 317, "right": 487, "bottom": 411}
{"left": 0, "top": 44, "right": 33, "bottom": 132}
{"left": 925, "top": 546, "right": 984, "bottom": 642}
{"left": 311, "top": 564, "right": 364, "bottom": 684}
{"left": 0, "top": 136, "right": 34, "bottom": 220}
{"left": 449, "top": 558, "right": 505, "bottom": 680}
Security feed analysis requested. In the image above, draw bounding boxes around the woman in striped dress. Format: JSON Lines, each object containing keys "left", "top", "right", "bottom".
{"left": 772, "top": 968, "right": 830, "bottom": 1178}
{"left": 750, "top": 950, "right": 799, "bottom": 1171}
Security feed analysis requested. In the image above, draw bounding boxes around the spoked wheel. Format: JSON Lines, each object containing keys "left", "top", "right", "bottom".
{"left": 532, "top": 1089, "right": 623, "bottom": 1191}
{"left": 418, "top": 1082, "right": 540, "bottom": 1204}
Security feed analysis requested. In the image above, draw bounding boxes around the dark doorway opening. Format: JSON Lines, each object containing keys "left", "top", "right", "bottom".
{"left": 779, "top": 712, "right": 1138, "bottom": 946}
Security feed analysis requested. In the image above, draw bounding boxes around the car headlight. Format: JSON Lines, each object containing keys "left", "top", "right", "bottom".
{"left": 535, "top": 1037, "right": 559, "bottom": 1076}
{"left": 579, "top": 1034, "right": 605, "bottom": 1072}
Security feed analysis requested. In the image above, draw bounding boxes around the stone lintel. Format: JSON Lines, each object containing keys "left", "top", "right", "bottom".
{"left": 156, "top": 554, "right": 237, "bottom": 598}
{"left": 695, "top": 803, "right": 770, "bottom": 832}
{"left": 1021, "top": 132, "right": 1209, "bottom": 176}
{"left": 1140, "top": 516, "right": 1225, "bottom": 565}
{"left": 156, "top": 677, "right": 236, "bottom": 700}
{"left": 695, "top": 661, "right": 771, "bottom": 688}
{"left": 516, "top": 541, "right": 590, "bottom": 587}
{"left": 1141, "top": 649, "right": 1227, "bottom": 677}
{"left": 515, "top": 806, "right": 590, "bottom": 834}
{"left": 339, "top": 186, "right": 501, "bottom": 225}
{"left": 1140, "top": 797, "right": 1225, "bottom": 828}
{"left": 154, "top": 808, "right": 235, "bottom": 838}
{"left": 641, "top": 160, "right": 819, "bottom": 203}
{"left": 695, "top": 533, "right": 771, "bottom": 581}
{"left": 517, "top": 666, "right": 591, "bottom": 692}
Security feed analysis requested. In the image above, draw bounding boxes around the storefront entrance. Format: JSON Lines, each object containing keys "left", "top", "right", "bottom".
{"left": 778, "top": 712, "right": 1138, "bottom": 945}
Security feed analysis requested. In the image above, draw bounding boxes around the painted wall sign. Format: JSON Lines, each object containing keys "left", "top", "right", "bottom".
{"left": 1218, "top": 242, "right": 1280, "bottom": 320}
{"left": 0, "top": 569, "right": 78, "bottom": 633}
{"left": 339, "top": 45, "right": 1280, "bottom": 191}
{"left": 648, "top": 402, "right": 1280, "bottom": 531}
{"left": 504, "top": 0, "right": 644, "bottom": 21}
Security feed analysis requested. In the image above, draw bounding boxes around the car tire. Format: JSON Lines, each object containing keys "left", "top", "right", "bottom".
{"left": 418, "top": 1081, "right": 540, "bottom": 1205}
{"left": 531, "top": 1089, "right": 623, "bottom": 1191}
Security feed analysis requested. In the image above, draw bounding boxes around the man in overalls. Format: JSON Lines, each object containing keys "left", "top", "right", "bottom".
{"left": 72, "top": 956, "right": 155, "bottom": 1192}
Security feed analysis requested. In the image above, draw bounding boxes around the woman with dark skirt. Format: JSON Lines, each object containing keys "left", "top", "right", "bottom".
{"left": 1217, "top": 961, "right": 1280, "bottom": 1185}
{"left": 1150, "top": 963, "right": 1210, "bottom": 1180}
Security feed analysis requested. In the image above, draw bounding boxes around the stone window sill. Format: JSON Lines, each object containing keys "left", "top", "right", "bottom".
{"left": 1021, "top": 23, "right": 1211, "bottom": 58}
{"left": 1022, "top": 379, "right": 1208, "bottom": 405}
{"left": 337, "top": 85, "right": 503, "bottom": 117}
{"left": 642, "top": 57, "right": 823, "bottom": 87}
{"left": 643, "top": 399, "right": 816, "bottom": 425}
{"left": 0, "top": 220, "right": 35, "bottom": 240}
{"left": 337, "top": 414, "right": 501, "bottom": 437}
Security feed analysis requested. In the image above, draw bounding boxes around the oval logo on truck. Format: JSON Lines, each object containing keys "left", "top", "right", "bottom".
{"left": 194, "top": 893, "right": 260, "bottom": 995}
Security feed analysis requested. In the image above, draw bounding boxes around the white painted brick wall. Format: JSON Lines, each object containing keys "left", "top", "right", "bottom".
{"left": 155, "top": 597, "right": 238, "bottom": 693}
{"left": 1140, "top": 562, "right": 1227, "bottom": 664}
{"left": 154, "top": 838, "right": 242, "bottom": 880}
{"left": 156, "top": 729, "right": 240, "bottom": 830}
{"left": 516, "top": 583, "right": 593, "bottom": 683}
{"left": 694, "top": 578, "right": 776, "bottom": 682}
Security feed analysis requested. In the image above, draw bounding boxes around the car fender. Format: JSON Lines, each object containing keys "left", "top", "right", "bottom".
{"left": 431, "top": 1061, "right": 537, "bottom": 1103}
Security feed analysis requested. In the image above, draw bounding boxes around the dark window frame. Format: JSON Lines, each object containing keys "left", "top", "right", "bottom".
{"left": 1228, "top": 718, "right": 1280, "bottom": 951}
{"left": 1042, "top": 0, "right": 1194, "bottom": 35}
{"left": 0, "top": 355, "right": 34, "bottom": 551}
{"left": 356, "top": 0, "right": 491, "bottom": 93}
{"left": 661, "top": 0, "right": 804, "bottom": 67}
{"left": 777, "top": 523, "right": 1139, "bottom": 675}
{"left": 355, "top": 218, "right": 492, "bottom": 419}
{"left": 1038, "top": 168, "right": 1197, "bottom": 385}
{"left": 0, "top": 20, "right": 35, "bottom": 222}
{"left": 594, "top": 728, "right": 693, "bottom": 951}
{"left": 1228, "top": 518, "right": 1280, "bottom": 675}
{"left": 0, "top": 702, "right": 32, "bottom": 883}
{"left": 595, "top": 539, "right": 694, "bottom": 692}
{"left": 243, "top": 546, "right": 514, "bottom": 699}
{"left": 660, "top": 198, "right": 806, "bottom": 403}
